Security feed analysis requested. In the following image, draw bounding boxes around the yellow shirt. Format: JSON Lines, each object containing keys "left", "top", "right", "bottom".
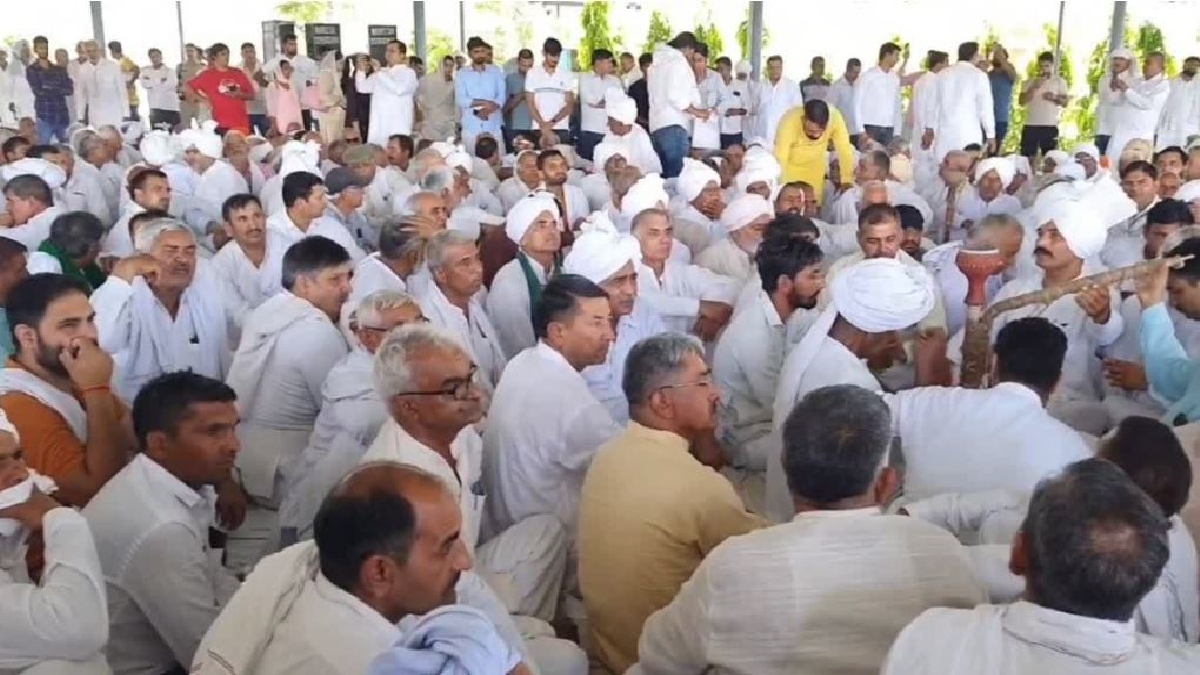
{"left": 578, "top": 422, "right": 766, "bottom": 674}
{"left": 773, "top": 106, "right": 855, "bottom": 205}
{"left": 120, "top": 56, "right": 140, "bottom": 107}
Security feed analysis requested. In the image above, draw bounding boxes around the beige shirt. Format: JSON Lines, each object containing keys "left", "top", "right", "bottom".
{"left": 578, "top": 422, "right": 766, "bottom": 674}
{"left": 1024, "top": 76, "right": 1068, "bottom": 127}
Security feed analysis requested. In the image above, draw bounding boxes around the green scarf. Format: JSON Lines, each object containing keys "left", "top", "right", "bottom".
{"left": 517, "top": 251, "right": 560, "bottom": 315}
{"left": 38, "top": 240, "right": 107, "bottom": 293}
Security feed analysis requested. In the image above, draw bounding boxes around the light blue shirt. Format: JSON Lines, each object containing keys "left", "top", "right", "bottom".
{"left": 456, "top": 65, "right": 506, "bottom": 138}
{"left": 1141, "top": 301, "right": 1200, "bottom": 423}
{"left": 505, "top": 71, "right": 531, "bottom": 130}
{"left": 0, "top": 311, "right": 10, "bottom": 359}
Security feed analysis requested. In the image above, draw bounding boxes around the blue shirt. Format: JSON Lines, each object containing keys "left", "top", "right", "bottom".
{"left": 989, "top": 70, "right": 1015, "bottom": 125}
{"left": 455, "top": 65, "right": 506, "bottom": 138}
{"left": 0, "top": 311, "right": 11, "bottom": 360}
{"left": 25, "top": 62, "right": 74, "bottom": 125}
{"left": 1141, "top": 302, "right": 1200, "bottom": 424}
{"left": 505, "top": 71, "right": 531, "bottom": 131}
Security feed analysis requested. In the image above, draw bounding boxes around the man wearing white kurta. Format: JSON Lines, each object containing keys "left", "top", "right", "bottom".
{"left": 695, "top": 194, "right": 772, "bottom": 283}
{"left": 953, "top": 157, "right": 1022, "bottom": 234}
{"left": 923, "top": 214, "right": 1024, "bottom": 337}
{"left": 208, "top": 194, "right": 289, "bottom": 336}
{"left": 77, "top": 41, "right": 128, "bottom": 128}
{"left": 180, "top": 125, "right": 248, "bottom": 250}
{"left": 278, "top": 291, "right": 423, "bottom": 544}
{"left": 1101, "top": 160, "right": 1160, "bottom": 273}
{"left": 355, "top": 42, "right": 418, "bottom": 145}
{"left": 755, "top": 56, "right": 802, "bottom": 148}
{"left": 565, "top": 214, "right": 670, "bottom": 424}
{"left": 635, "top": 384, "right": 986, "bottom": 675}
{"left": 487, "top": 192, "right": 562, "bottom": 359}
{"left": 602, "top": 94, "right": 662, "bottom": 176}
{"left": 882, "top": 459, "right": 1200, "bottom": 675}
{"left": 828, "top": 153, "right": 935, "bottom": 227}
{"left": 853, "top": 43, "right": 904, "bottom": 145}
{"left": 671, "top": 158, "right": 727, "bottom": 255}
{"left": 1157, "top": 57, "right": 1200, "bottom": 150}
{"left": 769, "top": 258, "right": 940, "bottom": 522}
{"left": 1104, "top": 51, "right": 1171, "bottom": 161}
{"left": 224, "top": 237, "right": 352, "bottom": 571}
{"left": 259, "top": 140, "right": 322, "bottom": 217}
{"left": 926, "top": 42, "right": 995, "bottom": 162}
{"left": 0, "top": 169, "right": 65, "bottom": 251}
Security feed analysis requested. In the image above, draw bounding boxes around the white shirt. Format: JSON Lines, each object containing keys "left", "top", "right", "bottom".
{"left": 694, "top": 237, "right": 753, "bottom": 283}
{"left": 486, "top": 254, "right": 550, "bottom": 360}
{"left": 603, "top": 125, "right": 662, "bottom": 175}
{"left": 139, "top": 64, "right": 180, "bottom": 112}
{"left": 955, "top": 189, "right": 1022, "bottom": 232}
{"left": 908, "top": 71, "right": 939, "bottom": 141}
{"left": 756, "top": 77, "right": 803, "bottom": 146}
{"left": 1103, "top": 73, "right": 1171, "bottom": 159}
{"left": 1024, "top": 75, "right": 1069, "bottom": 127}
{"left": 637, "top": 260, "right": 739, "bottom": 335}
{"left": 636, "top": 510, "right": 987, "bottom": 675}
{"left": 525, "top": 63, "right": 574, "bottom": 131}
{"left": 648, "top": 45, "right": 699, "bottom": 133}
{"left": 1158, "top": 75, "right": 1200, "bottom": 149}
{"left": 497, "top": 177, "right": 542, "bottom": 213}
{"left": 829, "top": 181, "right": 934, "bottom": 227}
{"left": 208, "top": 231, "right": 289, "bottom": 332}
{"left": 482, "top": 342, "right": 622, "bottom": 539}
{"left": 928, "top": 62, "right": 996, "bottom": 160}
{"left": 583, "top": 299, "right": 669, "bottom": 425}
{"left": 347, "top": 253, "right": 406, "bottom": 307}
{"left": 194, "top": 160, "right": 250, "bottom": 234}
{"left": 579, "top": 71, "right": 622, "bottom": 135}
{"left": 828, "top": 76, "right": 859, "bottom": 135}
{"left": 420, "top": 282, "right": 507, "bottom": 395}
{"left": 65, "top": 168, "right": 114, "bottom": 229}
{"left": 853, "top": 65, "right": 903, "bottom": 133}
{"left": 0, "top": 205, "right": 61, "bottom": 251}
{"left": 0, "top": 509, "right": 110, "bottom": 674}
{"left": 1101, "top": 201, "right": 1157, "bottom": 273}
{"left": 83, "top": 455, "right": 239, "bottom": 675}
{"left": 356, "top": 64, "right": 418, "bottom": 145}
{"left": 720, "top": 77, "right": 754, "bottom": 136}
{"left": 921, "top": 241, "right": 1005, "bottom": 337}
{"left": 77, "top": 58, "right": 129, "bottom": 128}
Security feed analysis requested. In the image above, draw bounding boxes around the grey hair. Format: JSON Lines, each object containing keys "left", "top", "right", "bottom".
{"left": 356, "top": 289, "right": 418, "bottom": 330}
{"left": 966, "top": 213, "right": 1023, "bottom": 248}
{"left": 78, "top": 133, "right": 106, "bottom": 161}
{"left": 886, "top": 137, "right": 910, "bottom": 156}
{"left": 378, "top": 220, "right": 423, "bottom": 261}
{"left": 373, "top": 322, "right": 467, "bottom": 399}
{"left": 781, "top": 384, "right": 893, "bottom": 504}
{"left": 621, "top": 333, "right": 705, "bottom": 406}
{"left": 858, "top": 179, "right": 889, "bottom": 206}
{"left": 630, "top": 207, "right": 669, "bottom": 235}
{"left": 420, "top": 166, "right": 457, "bottom": 194}
{"left": 133, "top": 217, "right": 194, "bottom": 254}
{"left": 96, "top": 125, "right": 121, "bottom": 141}
{"left": 398, "top": 190, "right": 441, "bottom": 217}
{"left": 424, "top": 229, "right": 475, "bottom": 272}
{"left": 411, "top": 147, "right": 443, "bottom": 176}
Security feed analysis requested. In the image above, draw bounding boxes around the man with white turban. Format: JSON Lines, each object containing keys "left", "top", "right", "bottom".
{"left": 562, "top": 214, "right": 669, "bottom": 423}
{"left": 951, "top": 198, "right": 1123, "bottom": 435}
{"left": 731, "top": 147, "right": 781, "bottom": 201}
{"left": 696, "top": 193, "right": 773, "bottom": 281}
{"left": 952, "top": 157, "right": 1022, "bottom": 233}
{"left": 182, "top": 123, "right": 249, "bottom": 249}
{"left": 768, "top": 257, "right": 942, "bottom": 521}
{"left": 672, "top": 158, "right": 725, "bottom": 253}
{"left": 581, "top": 141, "right": 626, "bottom": 212}
{"left": 259, "top": 140, "right": 322, "bottom": 216}
{"left": 1104, "top": 50, "right": 1170, "bottom": 161}
{"left": 602, "top": 92, "right": 661, "bottom": 175}
{"left": 486, "top": 192, "right": 562, "bottom": 358}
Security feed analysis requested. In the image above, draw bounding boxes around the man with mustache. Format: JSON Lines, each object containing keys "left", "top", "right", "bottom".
{"left": 1158, "top": 56, "right": 1200, "bottom": 150}
{"left": 208, "top": 194, "right": 290, "bottom": 335}
{"left": 773, "top": 99, "right": 854, "bottom": 207}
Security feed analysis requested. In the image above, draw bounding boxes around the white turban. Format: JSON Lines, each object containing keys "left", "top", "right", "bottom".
{"left": 248, "top": 143, "right": 273, "bottom": 164}
{"left": 735, "top": 61, "right": 752, "bottom": 76}
{"left": 1042, "top": 198, "right": 1106, "bottom": 260}
{"left": 975, "top": 157, "right": 1015, "bottom": 189}
{"left": 606, "top": 93, "right": 637, "bottom": 125}
{"left": 620, "top": 174, "right": 669, "bottom": 222}
{"left": 430, "top": 140, "right": 456, "bottom": 158}
{"left": 506, "top": 192, "right": 559, "bottom": 245}
{"left": 1045, "top": 150, "right": 1070, "bottom": 167}
{"left": 774, "top": 258, "right": 936, "bottom": 426}
{"left": 720, "top": 194, "right": 773, "bottom": 234}
{"left": 0, "top": 472, "right": 55, "bottom": 538}
{"left": 179, "top": 123, "right": 223, "bottom": 159}
{"left": 278, "top": 140, "right": 322, "bottom": 179}
{"left": 678, "top": 158, "right": 720, "bottom": 203}
{"left": 890, "top": 154, "right": 914, "bottom": 185}
{"left": 1053, "top": 161, "right": 1087, "bottom": 182}
{"left": 563, "top": 212, "right": 642, "bottom": 284}
{"left": 1, "top": 158, "right": 67, "bottom": 190}
{"left": 592, "top": 141, "right": 627, "bottom": 172}
{"left": 1011, "top": 155, "right": 1032, "bottom": 176}
{"left": 1073, "top": 143, "right": 1101, "bottom": 163}
{"left": 1111, "top": 47, "right": 1135, "bottom": 61}
{"left": 122, "top": 121, "right": 145, "bottom": 144}
{"left": 139, "top": 130, "right": 175, "bottom": 167}
{"left": 1176, "top": 179, "right": 1200, "bottom": 204}
{"left": 735, "top": 152, "right": 782, "bottom": 194}
{"left": 447, "top": 149, "right": 473, "bottom": 172}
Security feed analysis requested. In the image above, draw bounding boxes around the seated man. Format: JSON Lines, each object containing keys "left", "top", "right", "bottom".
{"left": 25, "top": 210, "right": 108, "bottom": 292}
{"left": 193, "top": 463, "right": 537, "bottom": 675}
{"left": 208, "top": 194, "right": 291, "bottom": 338}
{"left": 1, "top": 174, "right": 64, "bottom": 251}
{"left": 83, "top": 371, "right": 243, "bottom": 675}
{"left": 694, "top": 193, "right": 773, "bottom": 282}
{"left": 0, "top": 409, "right": 110, "bottom": 673}
{"left": 827, "top": 150, "right": 933, "bottom": 227}
{"left": 635, "top": 384, "right": 985, "bottom": 675}
{"left": 671, "top": 158, "right": 725, "bottom": 254}
{"left": 581, "top": 333, "right": 766, "bottom": 674}
{"left": 883, "top": 458, "right": 1200, "bottom": 674}
{"left": 486, "top": 192, "right": 563, "bottom": 359}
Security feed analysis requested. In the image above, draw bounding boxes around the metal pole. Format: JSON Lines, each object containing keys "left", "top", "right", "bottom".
{"left": 176, "top": 1, "right": 186, "bottom": 65}
{"left": 748, "top": 1, "right": 763, "bottom": 80}
{"left": 1052, "top": 1, "right": 1065, "bottom": 78}
{"left": 459, "top": 2, "right": 467, "bottom": 52}
{"left": 90, "top": 1, "right": 106, "bottom": 47}
{"left": 1109, "top": 1, "right": 1128, "bottom": 53}
{"left": 414, "top": 1, "right": 428, "bottom": 63}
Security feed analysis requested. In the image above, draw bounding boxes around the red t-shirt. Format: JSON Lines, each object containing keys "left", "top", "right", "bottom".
{"left": 188, "top": 68, "right": 253, "bottom": 133}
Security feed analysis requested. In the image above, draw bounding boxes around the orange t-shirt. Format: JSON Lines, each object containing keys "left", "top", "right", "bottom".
{"left": 0, "top": 359, "right": 127, "bottom": 485}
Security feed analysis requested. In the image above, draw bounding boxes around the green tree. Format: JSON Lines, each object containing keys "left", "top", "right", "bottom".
{"left": 889, "top": 34, "right": 913, "bottom": 112}
{"left": 736, "top": 8, "right": 769, "bottom": 60}
{"left": 425, "top": 29, "right": 456, "bottom": 66}
{"left": 1069, "top": 22, "right": 1135, "bottom": 144}
{"left": 275, "top": 0, "right": 330, "bottom": 24}
{"left": 1134, "top": 21, "right": 1177, "bottom": 76}
{"left": 643, "top": 10, "right": 673, "bottom": 55}
{"left": 694, "top": 23, "right": 725, "bottom": 67}
{"left": 1003, "top": 24, "right": 1076, "bottom": 153}
{"left": 580, "top": 1, "right": 615, "bottom": 72}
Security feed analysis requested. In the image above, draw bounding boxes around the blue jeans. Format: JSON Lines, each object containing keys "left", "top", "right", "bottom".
{"left": 576, "top": 131, "right": 604, "bottom": 161}
{"left": 37, "top": 119, "right": 69, "bottom": 144}
{"left": 652, "top": 125, "right": 689, "bottom": 179}
{"left": 249, "top": 114, "right": 270, "bottom": 137}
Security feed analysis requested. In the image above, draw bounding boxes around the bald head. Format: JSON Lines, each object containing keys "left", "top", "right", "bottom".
{"left": 943, "top": 150, "right": 970, "bottom": 171}
{"left": 332, "top": 462, "right": 446, "bottom": 502}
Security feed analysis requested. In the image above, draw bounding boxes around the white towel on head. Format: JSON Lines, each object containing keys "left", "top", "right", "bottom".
{"left": 735, "top": 61, "right": 752, "bottom": 76}
{"left": 720, "top": 193, "right": 773, "bottom": 234}
{"left": 1041, "top": 197, "right": 1106, "bottom": 261}
{"left": 592, "top": 141, "right": 627, "bottom": 172}
{"left": 1010, "top": 155, "right": 1032, "bottom": 176}
{"left": 1175, "top": 179, "right": 1200, "bottom": 204}
{"left": 620, "top": 174, "right": 670, "bottom": 224}
{"left": 735, "top": 152, "right": 782, "bottom": 194}
{"left": 677, "top": 158, "right": 720, "bottom": 203}
{"left": 1044, "top": 150, "right": 1070, "bottom": 168}
{"left": 1073, "top": 143, "right": 1101, "bottom": 163}
{"left": 605, "top": 93, "right": 637, "bottom": 125}
{"left": 140, "top": 130, "right": 176, "bottom": 166}
{"left": 505, "top": 192, "right": 559, "bottom": 245}
{"left": 1, "top": 158, "right": 67, "bottom": 189}
{"left": 975, "top": 157, "right": 1015, "bottom": 189}
{"left": 0, "top": 472, "right": 57, "bottom": 538}
{"left": 773, "top": 258, "right": 936, "bottom": 426}
{"left": 1053, "top": 161, "right": 1087, "bottom": 182}
{"left": 180, "top": 123, "right": 224, "bottom": 159}
{"left": 563, "top": 212, "right": 642, "bottom": 284}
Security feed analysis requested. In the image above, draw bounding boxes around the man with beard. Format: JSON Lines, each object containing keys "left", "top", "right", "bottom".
{"left": 0, "top": 273, "right": 132, "bottom": 507}
{"left": 102, "top": 166, "right": 171, "bottom": 257}
{"left": 539, "top": 148, "right": 589, "bottom": 229}
{"left": 713, "top": 231, "right": 824, "bottom": 514}
{"left": 672, "top": 158, "right": 726, "bottom": 254}
{"left": 696, "top": 193, "right": 773, "bottom": 282}
{"left": 772, "top": 99, "right": 854, "bottom": 207}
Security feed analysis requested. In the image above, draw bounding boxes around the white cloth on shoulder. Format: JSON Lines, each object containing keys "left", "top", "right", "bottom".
{"left": 0, "top": 367, "right": 88, "bottom": 441}
{"left": 368, "top": 605, "right": 521, "bottom": 675}
{"left": 0, "top": 472, "right": 56, "bottom": 537}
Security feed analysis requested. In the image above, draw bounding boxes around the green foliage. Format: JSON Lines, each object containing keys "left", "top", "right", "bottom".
{"left": 425, "top": 29, "right": 456, "bottom": 66}
{"left": 889, "top": 35, "right": 912, "bottom": 111}
{"left": 736, "top": 7, "right": 769, "bottom": 60}
{"left": 275, "top": 0, "right": 330, "bottom": 24}
{"left": 643, "top": 10, "right": 673, "bottom": 55}
{"left": 694, "top": 23, "right": 725, "bottom": 67}
{"left": 1134, "top": 22, "right": 1178, "bottom": 76}
{"left": 580, "top": 1, "right": 616, "bottom": 72}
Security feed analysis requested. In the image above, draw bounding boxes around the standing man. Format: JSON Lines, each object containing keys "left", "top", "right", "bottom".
{"left": 987, "top": 44, "right": 1018, "bottom": 150}
{"left": 416, "top": 54, "right": 457, "bottom": 142}
{"left": 927, "top": 42, "right": 995, "bottom": 162}
{"left": 184, "top": 43, "right": 255, "bottom": 134}
{"left": 239, "top": 43, "right": 271, "bottom": 137}
{"left": 1158, "top": 56, "right": 1200, "bottom": 150}
{"left": 716, "top": 57, "right": 751, "bottom": 149}
{"left": 456, "top": 38, "right": 505, "bottom": 153}
{"left": 265, "top": 34, "right": 318, "bottom": 130}
{"left": 178, "top": 44, "right": 206, "bottom": 127}
{"left": 1018, "top": 51, "right": 1069, "bottom": 160}
{"left": 756, "top": 55, "right": 802, "bottom": 148}
{"left": 578, "top": 49, "right": 622, "bottom": 161}
{"left": 774, "top": 99, "right": 855, "bottom": 207}
{"left": 108, "top": 41, "right": 140, "bottom": 121}
{"left": 628, "top": 53, "right": 652, "bottom": 130}
{"left": 1105, "top": 51, "right": 1171, "bottom": 161}
{"left": 828, "top": 58, "right": 862, "bottom": 146}
{"left": 619, "top": 51, "right": 642, "bottom": 89}
{"left": 853, "top": 42, "right": 903, "bottom": 146}
{"left": 525, "top": 37, "right": 575, "bottom": 149}
{"left": 77, "top": 40, "right": 127, "bottom": 127}
{"left": 25, "top": 36, "right": 74, "bottom": 144}
{"left": 356, "top": 40, "right": 418, "bottom": 146}
{"left": 140, "top": 48, "right": 180, "bottom": 130}
{"left": 649, "top": 32, "right": 706, "bottom": 179}
{"left": 504, "top": 49, "right": 535, "bottom": 152}
{"left": 799, "top": 56, "right": 831, "bottom": 102}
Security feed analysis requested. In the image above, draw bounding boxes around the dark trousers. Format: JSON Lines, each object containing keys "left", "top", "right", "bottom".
{"left": 149, "top": 109, "right": 181, "bottom": 130}
{"left": 503, "top": 127, "right": 534, "bottom": 153}
{"left": 301, "top": 108, "right": 315, "bottom": 130}
{"left": 576, "top": 130, "right": 604, "bottom": 161}
{"left": 720, "top": 133, "right": 744, "bottom": 149}
{"left": 248, "top": 113, "right": 270, "bottom": 136}
{"left": 1096, "top": 135, "right": 1112, "bottom": 156}
{"left": 126, "top": 105, "right": 140, "bottom": 121}
{"left": 1020, "top": 125, "right": 1060, "bottom": 158}
{"left": 994, "top": 121, "right": 1009, "bottom": 151}
{"left": 863, "top": 124, "right": 894, "bottom": 146}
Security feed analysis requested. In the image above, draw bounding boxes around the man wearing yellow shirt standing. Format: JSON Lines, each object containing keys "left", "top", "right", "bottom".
{"left": 108, "top": 41, "right": 140, "bottom": 121}
{"left": 774, "top": 99, "right": 855, "bottom": 206}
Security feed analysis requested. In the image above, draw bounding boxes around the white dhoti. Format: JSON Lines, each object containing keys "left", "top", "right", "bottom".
{"left": 226, "top": 424, "right": 314, "bottom": 573}
{"left": 477, "top": 514, "right": 569, "bottom": 623}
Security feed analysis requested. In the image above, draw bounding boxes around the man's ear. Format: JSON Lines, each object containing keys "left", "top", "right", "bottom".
{"left": 1009, "top": 530, "right": 1029, "bottom": 579}
{"left": 873, "top": 465, "right": 900, "bottom": 507}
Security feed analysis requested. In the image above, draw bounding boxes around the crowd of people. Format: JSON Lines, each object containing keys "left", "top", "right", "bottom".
{"left": 0, "top": 21, "right": 1199, "bottom": 675}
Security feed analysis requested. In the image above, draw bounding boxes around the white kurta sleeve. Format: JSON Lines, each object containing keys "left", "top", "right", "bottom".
{"left": 91, "top": 275, "right": 136, "bottom": 355}
{"left": 454, "top": 571, "right": 536, "bottom": 669}
{"left": 902, "top": 490, "right": 1023, "bottom": 536}
{"left": 636, "top": 561, "right": 714, "bottom": 675}
{"left": 1084, "top": 289, "right": 1124, "bottom": 347}
{"left": 0, "top": 509, "right": 108, "bottom": 666}
{"left": 977, "top": 71, "right": 996, "bottom": 139}
{"left": 557, "top": 399, "right": 621, "bottom": 474}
